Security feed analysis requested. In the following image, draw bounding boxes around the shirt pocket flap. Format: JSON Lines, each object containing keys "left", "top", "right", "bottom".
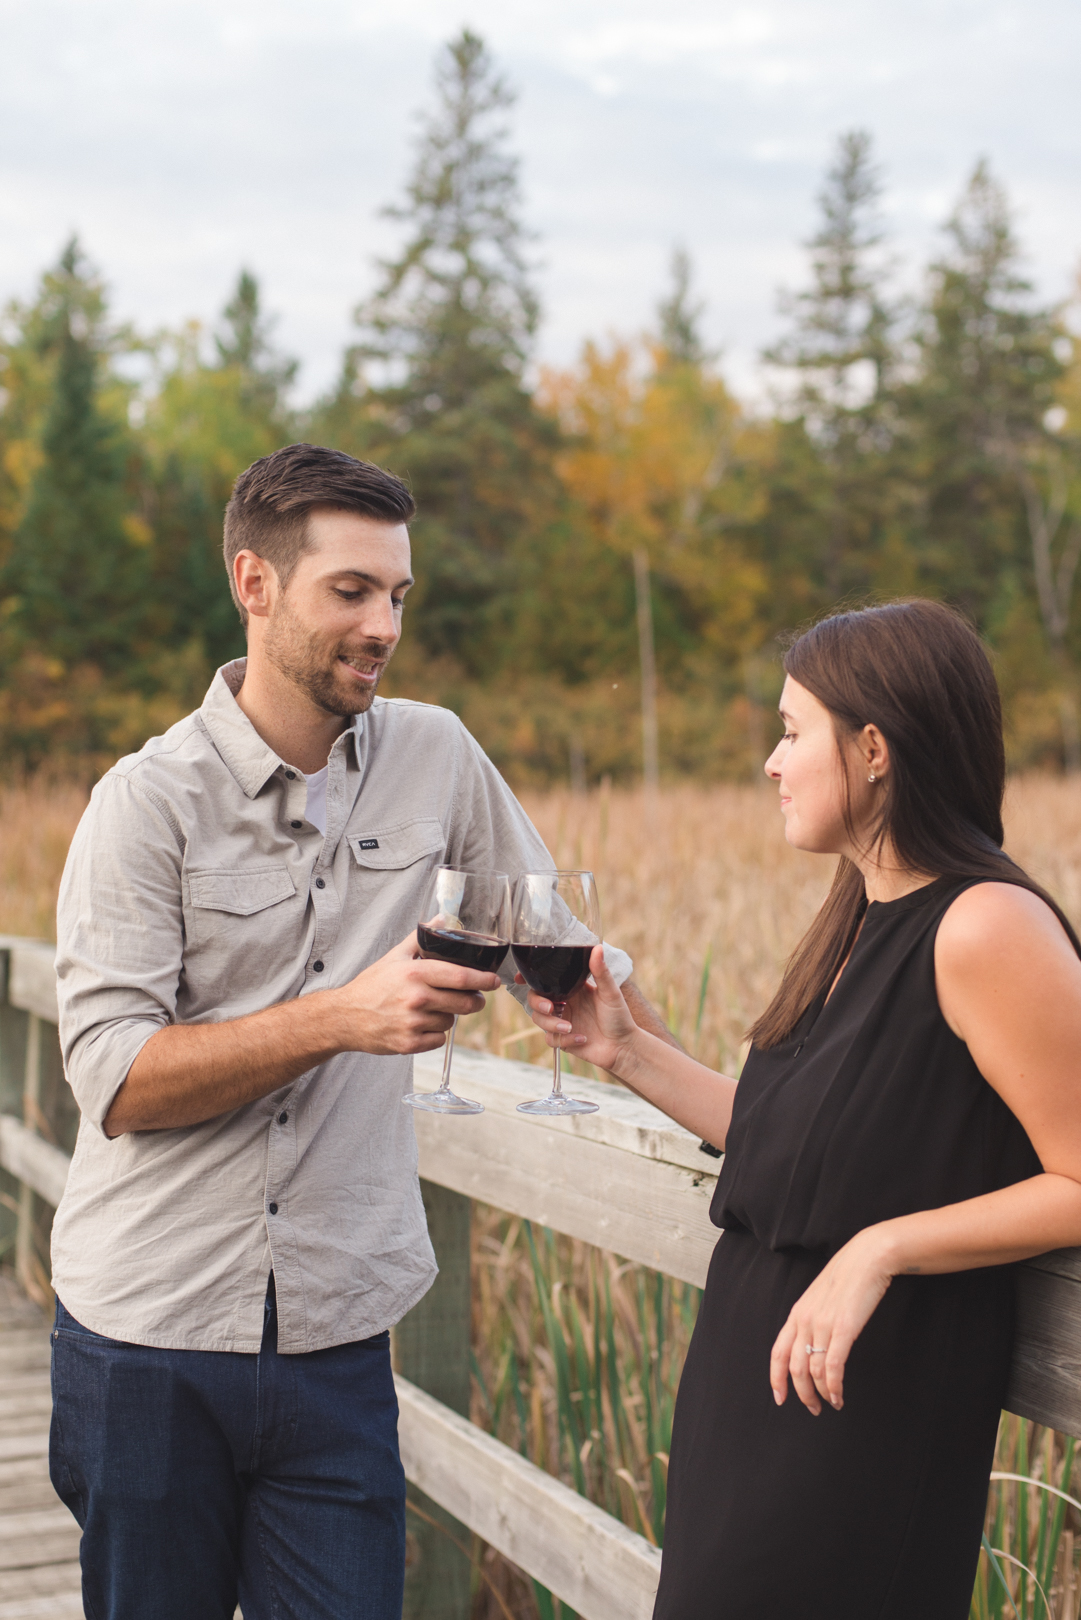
{"left": 188, "top": 866, "right": 297, "bottom": 916}
{"left": 348, "top": 819, "right": 446, "bottom": 871}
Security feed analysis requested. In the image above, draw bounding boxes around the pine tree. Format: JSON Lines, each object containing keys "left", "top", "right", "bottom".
{"left": 1, "top": 240, "right": 147, "bottom": 674}
{"left": 657, "top": 247, "right": 709, "bottom": 369}
{"left": 908, "top": 162, "right": 1068, "bottom": 754}
{"left": 141, "top": 270, "right": 297, "bottom": 674}
{"left": 215, "top": 268, "right": 298, "bottom": 414}
{"left": 318, "top": 29, "right": 557, "bottom": 675}
{"left": 764, "top": 131, "right": 900, "bottom": 603}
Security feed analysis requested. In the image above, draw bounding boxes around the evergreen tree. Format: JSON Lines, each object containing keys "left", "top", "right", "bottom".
{"left": 764, "top": 131, "right": 900, "bottom": 603}
{"left": 1, "top": 240, "right": 148, "bottom": 674}
{"left": 141, "top": 271, "right": 297, "bottom": 673}
{"left": 317, "top": 29, "right": 557, "bottom": 675}
{"left": 215, "top": 268, "right": 298, "bottom": 413}
{"left": 907, "top": 162, "right": 1068, "bottom": 753}
{"left": 657, "top": 247, "right": 709, "bottom": 369}
{"left": 909, "top": 163, "right": 1061, "bottom": 606}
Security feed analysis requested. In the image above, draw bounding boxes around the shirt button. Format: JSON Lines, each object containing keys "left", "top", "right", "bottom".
{"left": 315, "top": 878, "right": 326, "bottom": 889}
{"left": 278, "top": 1112, "right": 288, "bottom": 1125}
{"left": 313, "top": 960, "right": 324, "bottom": 972}
{"left": 290, "top": 820, "right": 302, "bottom": 829}
{"left": 285, "top": 770, "right": 296, "bottom": 780}
{"left": 268, "top": 1202, "right": 278, "bottom": 1215}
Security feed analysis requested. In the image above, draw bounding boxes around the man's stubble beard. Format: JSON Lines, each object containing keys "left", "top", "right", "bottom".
{"left": 262, "top": 594, "right": 394, "bottom": 718}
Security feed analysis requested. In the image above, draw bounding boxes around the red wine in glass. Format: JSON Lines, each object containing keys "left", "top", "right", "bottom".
{"left": 509, "top": 945, "right": 593, "bottom": 1004}
{"left": 403, "top": 869, "right": 511, "bottom": 1115}
{"left": 416, "top": 925, "right": 510, "bottom": 975}
{"left": 511, "top": 871, "right": 602, "bottom": 1117}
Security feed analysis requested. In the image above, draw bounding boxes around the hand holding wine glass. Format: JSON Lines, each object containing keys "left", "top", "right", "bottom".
{"left": 402, "top": 867, "right": 511, "bottom": 1115}
{"left": 519, "top": 941, "right": 639, "bottom": 1080}
{"left": 511, "top": 870, "right": 604, "bottom": 1116}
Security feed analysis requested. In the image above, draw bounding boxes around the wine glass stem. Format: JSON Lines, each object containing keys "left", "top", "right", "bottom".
{"left": 438, "top": 1015, "right": 459, "bottom": 1094}
{"left": 551, "top": 1002, "right": 566, "bottom": 1099}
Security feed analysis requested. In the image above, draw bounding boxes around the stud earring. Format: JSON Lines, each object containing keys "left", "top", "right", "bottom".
{"left": 868, "top": 771, "right": 877, "bottom": 783}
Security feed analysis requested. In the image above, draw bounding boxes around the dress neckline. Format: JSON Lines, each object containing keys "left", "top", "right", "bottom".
{"left": 864, "top": 874, "right": 954, "bottom": 919}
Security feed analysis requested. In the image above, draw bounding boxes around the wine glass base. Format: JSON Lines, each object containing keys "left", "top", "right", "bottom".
{"left": 402, "top": 1090, "right": 484, "bottom": 1115}
{"left": 516, "top": 1095, "right": 599, "bottom": 1117}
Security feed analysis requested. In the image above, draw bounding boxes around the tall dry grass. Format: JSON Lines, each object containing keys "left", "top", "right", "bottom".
{"left": 6, "top": 772, "right": 1081, "bottom": 1617}
{"left": 0, "top": 777, "right": 89, "bottom": 940}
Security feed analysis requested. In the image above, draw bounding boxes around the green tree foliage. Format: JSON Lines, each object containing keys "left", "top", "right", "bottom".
{"left": 907, "top": 161, "right": 1062, "bottom": 616}
{"left": 2, "top": 35, "right": 1081, "bottom": 780}
{"left": 1, "top": 241, "right": 147, "bottom": 673}
{"left": 315, "top": 28, "right": 558, "bottom": 676}
{"left": 140, "top": 269, "right": 297, "bottom": 674}
{"left": 763, "top": 131, "right": 904, "bottom": 607}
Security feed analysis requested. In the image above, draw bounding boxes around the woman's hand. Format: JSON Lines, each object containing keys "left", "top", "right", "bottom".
{"left": 521, "top": 944, "right": 640, "bottom": 1080}
{"left": 769, "top": 1226, "right": 897, "bottom": 1415}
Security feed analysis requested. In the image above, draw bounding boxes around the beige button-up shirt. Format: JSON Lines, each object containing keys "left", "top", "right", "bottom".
{"left": 51, "top": 662, "right": 631, "bottom": 1354}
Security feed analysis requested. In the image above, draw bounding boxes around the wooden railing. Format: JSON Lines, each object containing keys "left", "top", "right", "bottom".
{"left": 3, "top": 935, "right": 1081, "bottom": 1619}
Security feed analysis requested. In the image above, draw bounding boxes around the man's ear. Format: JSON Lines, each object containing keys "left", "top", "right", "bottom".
{"left": 233, "top": 550, "right": 278, "bottom": 621}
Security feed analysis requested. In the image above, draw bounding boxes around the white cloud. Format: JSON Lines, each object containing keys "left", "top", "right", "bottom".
{"left": 0, "top": 0, "right": 1077, "bottom": 403}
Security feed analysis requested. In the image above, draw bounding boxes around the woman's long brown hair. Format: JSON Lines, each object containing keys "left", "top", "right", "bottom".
{"left": 748, "top": 599, "right": 1081, "bottom": 1050}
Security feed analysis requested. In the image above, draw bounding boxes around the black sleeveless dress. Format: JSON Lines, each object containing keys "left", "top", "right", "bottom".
{"left": 653, "top": 878, "right": 1042, "bottom": 1620}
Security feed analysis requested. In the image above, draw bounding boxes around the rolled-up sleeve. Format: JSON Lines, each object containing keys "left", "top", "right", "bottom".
{"left": 56, "top": 774, "right": 185, "bottom": 1133}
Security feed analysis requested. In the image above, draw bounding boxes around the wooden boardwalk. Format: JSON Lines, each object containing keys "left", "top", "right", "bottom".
{"left": 0, "top": 1276, "right": 82, "bottom": 1619}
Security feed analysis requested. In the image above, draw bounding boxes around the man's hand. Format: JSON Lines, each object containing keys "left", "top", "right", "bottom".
{"left": 104, "top": 931, "right": 500, "bottom": 1136}
{"left": 331, "top": 932, "right": 499, "bottom": 1055}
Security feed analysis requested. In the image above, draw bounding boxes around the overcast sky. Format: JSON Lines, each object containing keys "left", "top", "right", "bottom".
{"left": 1, "top": 0, "right": 1078, "bottom": 402}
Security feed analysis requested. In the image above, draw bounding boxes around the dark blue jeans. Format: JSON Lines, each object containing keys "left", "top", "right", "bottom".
{"left": 49, "top": 1279, "right": 406, "bottom": 1620}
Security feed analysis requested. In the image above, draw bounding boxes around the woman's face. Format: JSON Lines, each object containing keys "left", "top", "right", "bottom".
{"left": 765, "top": 677, "right": 870, "bottom": 855}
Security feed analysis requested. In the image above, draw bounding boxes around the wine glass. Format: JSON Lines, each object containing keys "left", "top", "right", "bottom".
{"left": 402, "top": 867, "right": 511, "bottom": 1115}
{"left": 510, "top": 870, "right": 601, "bottom": 1117}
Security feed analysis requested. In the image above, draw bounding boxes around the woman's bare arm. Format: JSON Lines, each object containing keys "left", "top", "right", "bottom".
{"left": 523, "top": 946, "right": 738, "bottom": 1146}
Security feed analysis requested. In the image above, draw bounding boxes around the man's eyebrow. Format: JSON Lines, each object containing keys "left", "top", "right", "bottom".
{"left": 328, "top": 569, "right": 415, "bottom": 590}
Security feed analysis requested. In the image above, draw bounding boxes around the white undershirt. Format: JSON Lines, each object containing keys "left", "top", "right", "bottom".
{"left": 303, "top": 765, "right": 329, "bottom": 836}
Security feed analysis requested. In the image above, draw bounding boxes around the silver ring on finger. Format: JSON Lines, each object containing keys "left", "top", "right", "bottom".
{"left": 805, "top": 1344, "right": 828, "bottom": 1356}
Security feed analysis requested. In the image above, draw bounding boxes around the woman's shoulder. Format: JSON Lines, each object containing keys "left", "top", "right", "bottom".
{"left": 936, "top": 880, "right": 1077, "bottom": 986}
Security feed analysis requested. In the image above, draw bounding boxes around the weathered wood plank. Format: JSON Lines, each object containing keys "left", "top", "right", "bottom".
{"left": 0, "top": 1435, "right": 49, "bottom": 1465}
{"left": 0, "top": 1331, "right": 51, "bottom": 1373}
{"left": 1008, "top": 1264, "right": 1081, "bottom": 1438}
{"left": 0, "top": 1507, "right": 80, "bottom": 1572}
{"left": 398, "top": 1182, "right": 473, "bottom": 1620}
{"left": 412, "top": 1049, "right": 719, "bottom": 1287}
{"left": 395, "top": 1375, "right": 662, "bottom": 1620}
{"left": 0, "top": 1119, "right": 70, "bottom": 1209}
{"left": 0, "top": 1560, "right": 81, "bottom": 1599}
{"left": 6, "top": 948, "right": 58, "bottom": 1027}
{"left": 0, "top": 1279, "right": 48, "bottom": 1331}
{"left": 0, "top": 1473, "right": 67, "bottom": 1517}
{"left": 0, "top": 1590, "right": 84, "bottom": 1620}
{"left": 414, "top": 1047, "right": 716, "bottom": 1173}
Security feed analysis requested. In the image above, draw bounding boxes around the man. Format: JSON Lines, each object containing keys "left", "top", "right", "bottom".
{"left": 50, "top": 442, "right": 672, "bottom": 1620}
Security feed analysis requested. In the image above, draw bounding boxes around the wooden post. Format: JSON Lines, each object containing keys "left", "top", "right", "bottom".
{"left": 15, "top": 1013, "right": 41, "bottom": 1294}
{"left": 396, "top": 1180, "right": 473, "bottom": 1620}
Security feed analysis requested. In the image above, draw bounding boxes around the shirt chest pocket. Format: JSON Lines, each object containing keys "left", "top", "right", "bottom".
{"left": 185, "top": 866, "right": 298, "bottom": 940}
{"left": 347, "top": 819, "right": 446, "bottom": 873}
{"left": 347, "top": 819, "right": 446, "bottom": 942}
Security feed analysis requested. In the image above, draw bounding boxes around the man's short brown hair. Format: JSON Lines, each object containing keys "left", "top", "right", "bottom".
{"left": 223, "top": 443, "right": 416, "bottom": 626}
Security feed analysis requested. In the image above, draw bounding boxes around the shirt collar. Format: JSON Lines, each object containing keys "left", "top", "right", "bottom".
{"left": 199, "top": 659, "right": 363, "bottom": 798}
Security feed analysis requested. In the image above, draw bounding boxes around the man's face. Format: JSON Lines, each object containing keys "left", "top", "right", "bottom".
{"left": 260, "top": 508, "right": 413, "bottom": 717}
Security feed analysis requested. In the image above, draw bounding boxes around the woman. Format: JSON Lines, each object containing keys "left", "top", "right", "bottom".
{"left": 523, "top": 600, "right": 1081, "bottom": 1618}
